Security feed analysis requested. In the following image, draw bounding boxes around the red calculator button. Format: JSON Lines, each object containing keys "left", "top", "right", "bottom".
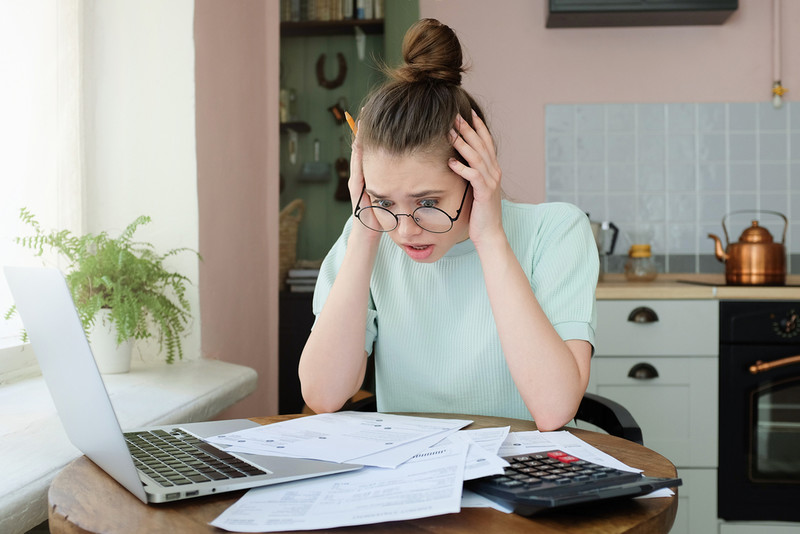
{"left": 559, "top": 455, "right": 579, "bottom": 463}
{"left": 547, "top": 451, "right": 567, "bottom": 459}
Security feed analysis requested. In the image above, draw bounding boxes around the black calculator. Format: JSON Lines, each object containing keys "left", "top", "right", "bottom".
{"left": 466, "top": 449, "right": 682, "bottom": 516}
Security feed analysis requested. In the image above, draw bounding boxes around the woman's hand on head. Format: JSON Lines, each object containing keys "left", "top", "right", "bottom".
{"left": 348, "top": 125, "right": 382, "bottom": 241}
{"left": 348, "top": 125, "right": 366, "bottom": 211}
{"left": 448, "top": 110, "right": 505, "bottom": 245}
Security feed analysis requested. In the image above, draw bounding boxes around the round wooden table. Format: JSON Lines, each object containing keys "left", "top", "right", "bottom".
{"left": 48, "top": 413, "right": 679, "bottom": 533}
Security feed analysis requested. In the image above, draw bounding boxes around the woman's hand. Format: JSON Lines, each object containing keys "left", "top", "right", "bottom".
{"left": 347, "top": 124, "right": 382, "bottom": 241}
{"left": 448, "top": 110, "right": 505, "bottom": 246}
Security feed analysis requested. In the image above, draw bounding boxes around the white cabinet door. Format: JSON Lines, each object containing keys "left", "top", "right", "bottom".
{"left": 587, "top": 356, "right": 717, "bottom": 468}
{"left": 669, "top": 468, "right": 717, "bottom": 534}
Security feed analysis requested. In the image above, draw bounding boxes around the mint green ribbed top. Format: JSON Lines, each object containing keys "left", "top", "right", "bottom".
{"left": 312, "top": 200, "right": 598, "bottom": 421}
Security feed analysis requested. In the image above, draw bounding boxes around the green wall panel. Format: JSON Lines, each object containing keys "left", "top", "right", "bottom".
{"left": 279, "top": 0, "right": 419, "bottom": 264}
{"left": 279, "top": 33, "right": 385, "bottom": 262}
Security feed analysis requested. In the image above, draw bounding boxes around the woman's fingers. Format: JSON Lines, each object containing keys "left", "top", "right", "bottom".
{"left": 348, "top": 125, "right": 368, "bottom": 210}
{"left": 469, "top": 109, "right": 497, "bottom": 157}
{"left": 450, "top": 112, "right": 501, "bottom": 190}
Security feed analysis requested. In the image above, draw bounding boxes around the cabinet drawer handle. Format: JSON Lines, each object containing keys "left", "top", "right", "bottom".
{"left": 627, "top": 306, "right": 659, "bottom": 323}
{"left": 628, "top": 362, "right": 659, "bottom": 380}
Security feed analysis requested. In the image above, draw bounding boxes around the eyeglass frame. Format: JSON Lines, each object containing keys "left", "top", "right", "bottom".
{"left": 353, "top": 182, "right": 470, "bottom": 234}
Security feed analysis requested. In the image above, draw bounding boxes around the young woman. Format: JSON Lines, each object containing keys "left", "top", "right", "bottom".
{"left": 298, "top": 18, "right": 597, "bottom": 431}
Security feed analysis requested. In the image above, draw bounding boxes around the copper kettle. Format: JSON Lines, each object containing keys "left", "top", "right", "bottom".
{"left": 708, "top": 210, "right": 787, "bottom": 286}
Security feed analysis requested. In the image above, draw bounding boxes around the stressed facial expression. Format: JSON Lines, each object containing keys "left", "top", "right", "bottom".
{"left": 361, "top": 149, "right": 471, "bottom": 263}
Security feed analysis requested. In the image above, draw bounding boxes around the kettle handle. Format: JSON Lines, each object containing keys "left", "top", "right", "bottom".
{"left": 605, "top": 222, "right": 619, "bottom": 255}
{"left": 721, "top": 210, "right": 787, "bottom": 245}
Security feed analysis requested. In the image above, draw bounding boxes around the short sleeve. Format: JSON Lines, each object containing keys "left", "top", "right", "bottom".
{"left": 528, "top": 203, "right": 598, "bottom": 349}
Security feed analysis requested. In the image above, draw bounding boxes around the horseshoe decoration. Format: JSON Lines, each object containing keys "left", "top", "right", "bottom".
{"left": 316, "top": 53, "right": 347, "bottom": 90}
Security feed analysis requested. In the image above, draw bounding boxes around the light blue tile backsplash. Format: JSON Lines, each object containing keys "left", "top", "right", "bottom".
{"left": 545, "top": 102, "right": 799, "bottom": 274}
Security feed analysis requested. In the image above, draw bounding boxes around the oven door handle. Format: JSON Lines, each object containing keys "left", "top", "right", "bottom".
{"left": 749, "top": 354, "right": 800, "bottom": 375}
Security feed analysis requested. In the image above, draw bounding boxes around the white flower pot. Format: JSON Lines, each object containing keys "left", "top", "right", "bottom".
{"left": 88, "top": 309, "right": 133, "bottom": 374}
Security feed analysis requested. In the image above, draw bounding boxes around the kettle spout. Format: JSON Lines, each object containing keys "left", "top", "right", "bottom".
{"left": 708, "top": 234, "right": 727, "bottom": 262}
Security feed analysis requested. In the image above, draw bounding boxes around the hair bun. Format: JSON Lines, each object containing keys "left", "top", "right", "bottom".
{"left": 394, "top": 18, "right": 464, "bottom": 86}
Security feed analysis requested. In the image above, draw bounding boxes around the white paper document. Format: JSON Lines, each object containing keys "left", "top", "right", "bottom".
{"left": 206, "top": 412, "right": 472, "bottom": 467}
{"left": 458, "top": 427, "right": 510, "bottom": 481}
{"left": 211, "top": 421, "right": 675, "bottom": 531}
{"left": 499, "top": 430, "right": 641, "bottom": 473}
{"left": 210, "top": 434, "right": 469, "bottom": 532}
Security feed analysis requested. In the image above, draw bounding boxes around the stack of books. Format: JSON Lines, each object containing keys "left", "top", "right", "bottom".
{"left": 280, "top": 0, "right": 384, "bottom": 22}
{"left": 286, "top": 266, "right": 320, "bottom": 293}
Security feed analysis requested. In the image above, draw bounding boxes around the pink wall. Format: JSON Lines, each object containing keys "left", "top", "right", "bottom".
{"left": 195, "top": 0, "right": 280, "bottom": 418}
{"left": 420, "top": 0, "right": 798, "bottom": 202}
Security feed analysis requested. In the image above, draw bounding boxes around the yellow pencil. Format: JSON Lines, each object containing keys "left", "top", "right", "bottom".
{"left": 344, "top": 111, "right": 357, "bottom": 135}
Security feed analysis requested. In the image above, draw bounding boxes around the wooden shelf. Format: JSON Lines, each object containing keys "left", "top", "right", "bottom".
{"left": 280, "top": 19, "right": 384, "bottom": 37}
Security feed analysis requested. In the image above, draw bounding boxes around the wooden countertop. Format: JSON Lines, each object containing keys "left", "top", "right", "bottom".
{"left": 597, "top": 273, "right": 800, "bottom": 300}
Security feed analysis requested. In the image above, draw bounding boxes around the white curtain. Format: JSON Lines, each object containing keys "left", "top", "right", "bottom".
{"left": 0, "top": 0, "right": 83, "bottom": 348}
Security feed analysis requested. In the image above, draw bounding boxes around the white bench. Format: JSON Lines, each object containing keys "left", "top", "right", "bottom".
{"left": 0, "top": 358, "right": 257, "bottom": 534}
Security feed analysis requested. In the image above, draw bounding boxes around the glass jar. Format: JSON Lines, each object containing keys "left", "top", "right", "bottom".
{"left": 624, "top": 244, "right": 657, "bottom": 282}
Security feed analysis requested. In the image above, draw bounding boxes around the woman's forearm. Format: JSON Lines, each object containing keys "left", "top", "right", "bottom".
{"left": 476, "top": 236, "right": 592, "bottom": 431}
{"left": 298, "top": 228, "right": 379, "bottom": 413}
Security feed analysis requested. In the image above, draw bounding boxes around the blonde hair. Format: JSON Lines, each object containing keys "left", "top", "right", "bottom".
{"left": 358, "top": 18, "right": 488, "bottom": 164}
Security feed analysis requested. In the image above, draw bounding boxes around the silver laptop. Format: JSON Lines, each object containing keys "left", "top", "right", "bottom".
{"left": 4, "top": 266, "right": 361, "bottom": 503}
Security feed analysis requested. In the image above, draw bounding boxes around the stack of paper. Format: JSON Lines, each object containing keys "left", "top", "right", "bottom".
{"left": 206, "top": 412, "right": 474, "bottom": 468}
{"left": 208, "top": 413, "right": 667, "bottom": 532}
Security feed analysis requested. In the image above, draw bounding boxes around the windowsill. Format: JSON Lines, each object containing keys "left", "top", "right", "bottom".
{"left": 0, "top": 358, "right": 257, "bottom": 534}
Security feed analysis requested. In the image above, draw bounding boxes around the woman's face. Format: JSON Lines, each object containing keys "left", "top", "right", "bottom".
{"left": 361, "top": 149, "right": 471, "bottom": 263}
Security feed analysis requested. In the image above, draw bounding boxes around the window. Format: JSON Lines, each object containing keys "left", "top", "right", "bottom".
{"left": 0, "top": 1, "right": 82, "bottom": 369}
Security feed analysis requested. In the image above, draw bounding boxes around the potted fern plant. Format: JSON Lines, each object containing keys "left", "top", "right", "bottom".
{"left": 8, "top": 208, "right": 199, "bottom": 372}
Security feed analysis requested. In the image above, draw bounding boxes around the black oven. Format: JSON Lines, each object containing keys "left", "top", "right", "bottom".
{"left": 718, "top": 300, "right": 800, "bottom": 522}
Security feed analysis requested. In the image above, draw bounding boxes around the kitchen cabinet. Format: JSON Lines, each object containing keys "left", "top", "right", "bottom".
{"left": 546, "top": 0, "right": 738, "bottom": 28}
{"left": 588, "top": 299, "right": 718, "bottom": 534}
{"left": 279, "top": 291, "right": 314, "bottom": 414}
{"left": 671, "top": 469, "right": 717, "bottom": 534}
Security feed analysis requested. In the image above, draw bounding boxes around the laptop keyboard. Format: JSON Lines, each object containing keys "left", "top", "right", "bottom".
{"left": 124, "top": 428, "right": 268, "bottom": 487}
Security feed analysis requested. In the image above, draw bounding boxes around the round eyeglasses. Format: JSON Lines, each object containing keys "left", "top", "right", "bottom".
{"left": 353, "top": 183, "right": 470, "bottom": 234}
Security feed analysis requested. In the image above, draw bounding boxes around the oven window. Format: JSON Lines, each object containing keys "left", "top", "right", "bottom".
{"left": 751, "top": 377, "right": 800, "bottom": 482}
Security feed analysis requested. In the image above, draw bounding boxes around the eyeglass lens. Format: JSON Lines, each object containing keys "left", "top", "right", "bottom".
{"left": 359, "top": 206, "right": 454, "bottom": 233}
